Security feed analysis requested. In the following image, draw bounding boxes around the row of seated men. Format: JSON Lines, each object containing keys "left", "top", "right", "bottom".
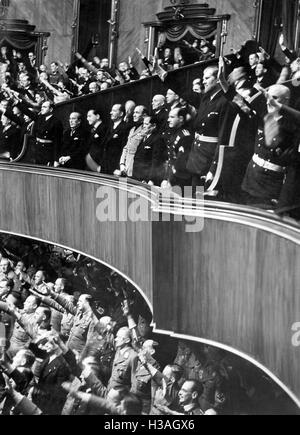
{"left": 0, "top": 253, "right": 296, "bottom": 416}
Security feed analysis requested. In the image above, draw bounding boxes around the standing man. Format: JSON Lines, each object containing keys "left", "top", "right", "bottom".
{"left": 161, "top": 108, "right": 193, "bottom": 190}
{"left": 98, "top": 104, "right": 130, "bottom": 175}
{"left": 85, "top": 109, "right": 107, "bottom": 172}
{"left": 107, "top": 327, "right": 138, "bottom": 393}
{"left": 118, "top": 105, "right": 147, "bottom": 177}
{"left": 32, "top": 101, "right": 63, "bottom": 166}
{"left": 56, "top": 112, "right": 88, "bottom": 170}
{"left": 155, "top": 62, "right": 234, "bottom": 191}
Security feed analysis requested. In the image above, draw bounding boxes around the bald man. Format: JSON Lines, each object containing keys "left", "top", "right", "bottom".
{"left": 151, "top": 94, "right": 168, "bottom": 131}
{"left": 242, "top": 84, "right": 299, "bottom": 206}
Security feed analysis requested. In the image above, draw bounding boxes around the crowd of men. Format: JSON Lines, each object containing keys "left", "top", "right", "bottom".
{"left": 0, "top": 34, "right": 300, "bottom": 218}
{"left": 0, "top": 236, "right": 297, "bottom": 416}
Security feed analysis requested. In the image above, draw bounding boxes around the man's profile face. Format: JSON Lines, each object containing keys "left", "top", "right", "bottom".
{"left": 41, "top": 102, "right": 52, "bottom": 116}
{"left": 168, "top": 109, "right": 182, "bottom": 129}
{"left": 178, "top": 381, "right": 194, "bottom": 406}
{"left": 69, "top": 113, "right": 81, "bottom": 129}
{"left": 202, "top": 69, "right": 218, "bottom": 94}
{"left": 87, "top": 110, "right": 99, "bottom": 126}
{"left": 133, "top": 106, "right": 144, "bottom": 123}
{"left": 152, "top": 96, "right": 164, "bottom": 111}
{"left": 110, "top": 105, "right": 122, "bottom": 122}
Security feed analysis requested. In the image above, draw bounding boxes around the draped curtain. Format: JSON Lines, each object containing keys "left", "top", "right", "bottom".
{"left": 0, "top": 34, "right": 36, "bottom": 50}
{"left": 165, "top": 21, "right": 217, "bottom": 42}
{"left": 259, "top": 0, "right": 282, "bottom": 57}
{"left": 282, "top": 0, "right": 298, "bottom": 51}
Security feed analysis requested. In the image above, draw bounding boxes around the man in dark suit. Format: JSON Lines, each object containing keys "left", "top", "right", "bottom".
{"left": 0, "top": 113, "right": 21, "bottom": 160}
{"left": 85, "top": 109, "right": 107, "bottom": 172}
{"left": 132, "top": 115, "right": 164, "bottom": 183}
{"left": 56, "top": 112, "right": 88, "bottom": 170}
{"left": 151, "top": 95, "right": 168, "bottom": 132}
{"left": 97, "top": 104, "right": 130, "bottom": 175}
{"left": 31, "top": 331, "right": 72, "bottom": 415}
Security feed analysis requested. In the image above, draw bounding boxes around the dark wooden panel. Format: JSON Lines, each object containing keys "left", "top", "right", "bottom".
{"left": 0, "top": 167, "right": 153, "bottom": 306}
{"left": 152, "top": 215, "right": 300, "bottom": 402}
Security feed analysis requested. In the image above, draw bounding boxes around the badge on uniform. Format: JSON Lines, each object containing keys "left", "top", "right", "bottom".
{"left": 94, "top": 134, "right": 99, "bottom": 138}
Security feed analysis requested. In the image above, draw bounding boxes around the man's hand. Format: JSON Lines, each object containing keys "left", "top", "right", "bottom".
{"left": 279, "top": 33, "right": 286, "bottom": 48}
{"left": 205, "top": 172, "right": 214, "bottom": 184}
{"left": 121, "top": 299, "right": 130, "bottom": 317}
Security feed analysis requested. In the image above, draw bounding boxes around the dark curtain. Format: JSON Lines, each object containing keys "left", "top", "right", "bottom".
{"left": 0, "top": 34, "right": 36, "bottom": 50}
{"left": 282, "top": 0, "right": 298, "bottom": 51}
{"left": 259, "top": 0, "right": 282, "bottom": 57}
{"left": 166, "top": 21, "right": 217, "bottom": 42}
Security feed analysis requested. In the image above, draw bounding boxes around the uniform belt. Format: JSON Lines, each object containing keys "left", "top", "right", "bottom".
{"left": 197, "top": 135, "right": 218, "bottom": 143}
{"left": 36, "top": 138, "right": 53, "bottom": 144}
{"left": 253, "top": 154, "right": 286, "bottom": 173}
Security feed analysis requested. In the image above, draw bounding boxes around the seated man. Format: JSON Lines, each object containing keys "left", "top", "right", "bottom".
{"left": 56, "top": 112, "right": 88, "bottom": 170}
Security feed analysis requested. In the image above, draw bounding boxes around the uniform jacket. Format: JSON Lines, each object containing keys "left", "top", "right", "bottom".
{"left": 32, "top": 114, "right": 63, "bottom": 163}
{"left": 242, "top": 101, "right": 299, "bottom": 201}
{"left": 107, "top": 345, "right": 138, "bottom": 391}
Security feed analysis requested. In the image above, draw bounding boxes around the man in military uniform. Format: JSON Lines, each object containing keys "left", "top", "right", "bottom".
{"left": 242, "top": 84, "right": 298, "bottom": 207}
{"left": 178, "top": 380, "right": 207, "bottom": 415}
{"left": 155, "top": 63, "right": 234, "bottom": 191}
{"left": 50, "top": 291, "right": 97, "bottom": 357}
{"left": 6, "top": 295, "right": 40, "bottom": 357}
{"left": 107, "top": 326, "right": 138, "bottom": 393}
{"left": 161, "top": 107, "right": 193, "bottom": 191}
{"left": 130, "top": 339, "right": 160, "bottom": 414}
{"left": 82, "top": 316, "right": 115, "bottom": 385}
{"left": 31, "top": 100, "right": 63, "bottom": 166}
